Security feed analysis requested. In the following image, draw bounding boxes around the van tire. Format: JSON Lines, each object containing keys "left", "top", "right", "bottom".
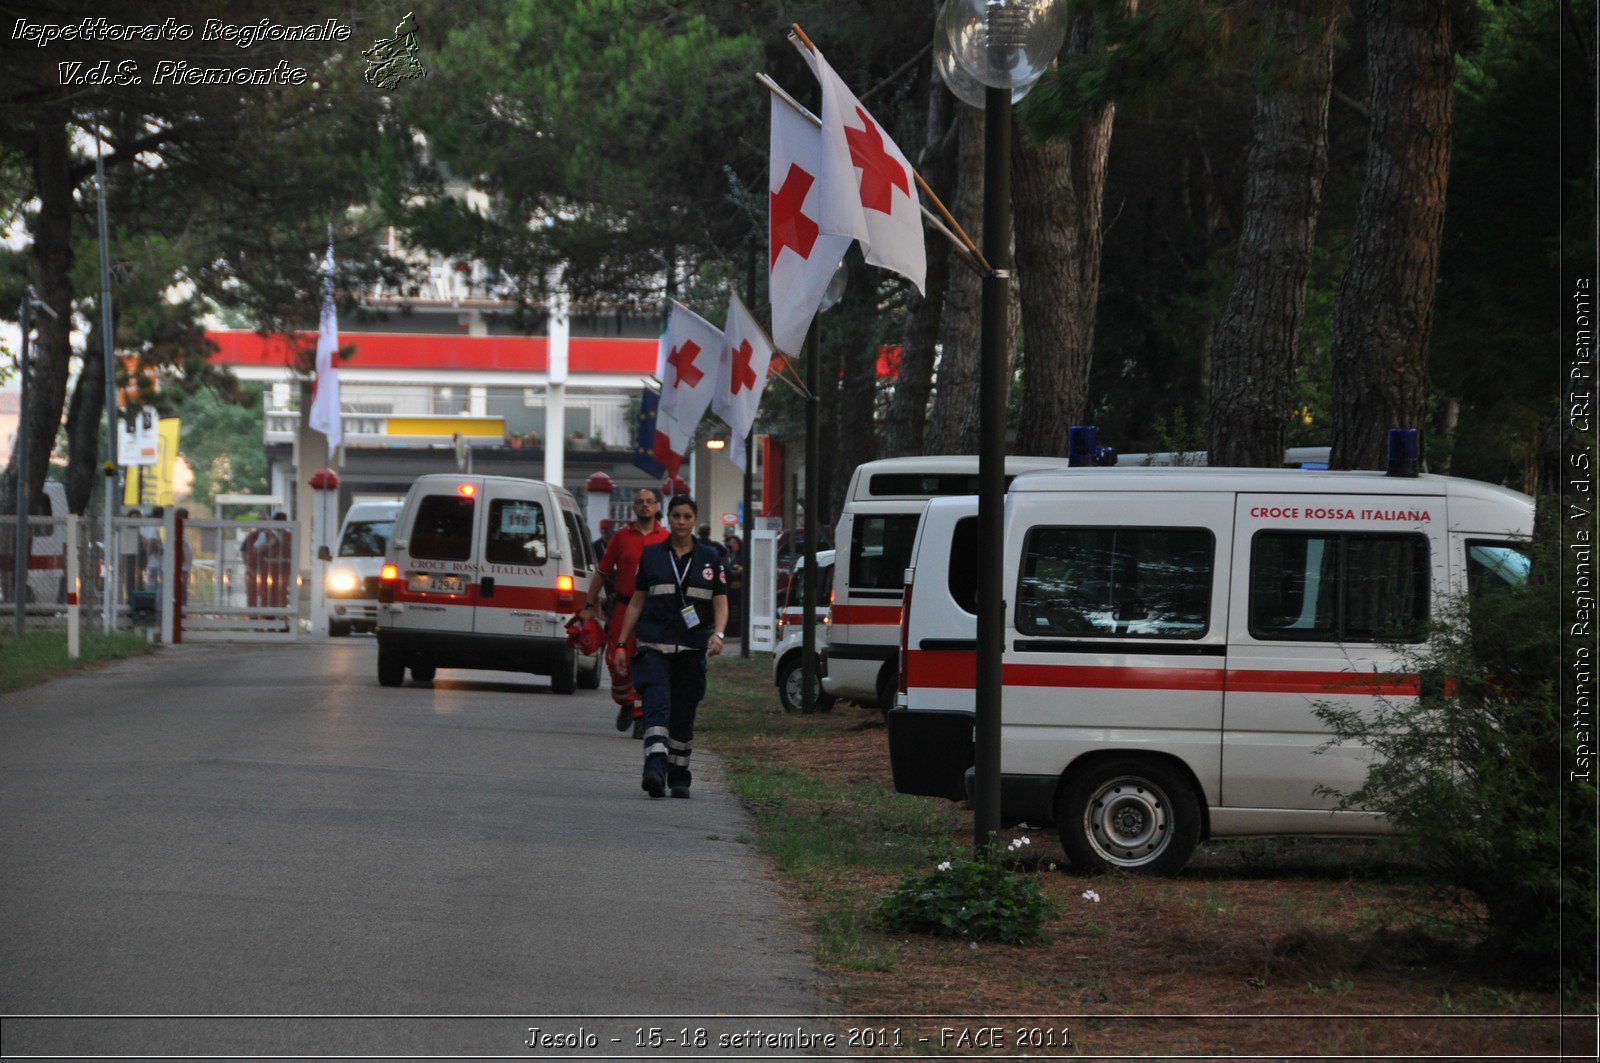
{"left": 577, "top": 654, "right": 602, "bottom": 690}
{"left": 875, "top": 666, "right": 897, "bottom": 717}
{"left": 777, "top": 654, "right": 803, "bottom": 714}
{"left": 1058, "top": 758, "right": 1200, "bottom": 876}
{"left": 550, "top": 647, "right": 579, "bottom": 695}
{"left": 410, "top": 663, "right": 436, "bottom": 683}
{"left": 329, "top": 621, "right": 351, "bottom": 638}
{"left": 377, "top": 644, "right": 405, "bottom": 687}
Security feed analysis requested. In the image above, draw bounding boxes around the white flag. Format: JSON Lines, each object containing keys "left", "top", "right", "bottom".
{"left": 769, "top": 91, "right": 853, "bottom": 355}
{"left": 655, "top": 300, "right": 724, "bottom": 476}
{"left": 798, "top": 42, "right": 925, "bottom": 293}
{"left": 307, "top": 242, "right": 342, "bottom": 451}
{"left": 711, "top": 291, "right": 776, "bottom": 473}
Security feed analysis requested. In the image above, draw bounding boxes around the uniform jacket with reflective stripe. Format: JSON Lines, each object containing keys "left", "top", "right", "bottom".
{"left": 635, "top": 539, "right": 728, "bottom": 652}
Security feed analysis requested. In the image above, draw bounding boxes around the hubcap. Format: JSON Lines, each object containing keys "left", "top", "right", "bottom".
{"left": 1083, "top": 775, "right": 1171, "bottom": 868}
{"left": 783, "top": 666, "right": 802, "bottom": 712}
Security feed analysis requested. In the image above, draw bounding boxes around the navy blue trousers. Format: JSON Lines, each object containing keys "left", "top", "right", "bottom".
{"left": 632, "top": 648, "right": 706, "bottom": 787}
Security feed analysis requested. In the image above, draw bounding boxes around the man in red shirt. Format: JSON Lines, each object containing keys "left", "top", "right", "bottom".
{"left": 582, "top": 487, "right": 668, "bottom": 733}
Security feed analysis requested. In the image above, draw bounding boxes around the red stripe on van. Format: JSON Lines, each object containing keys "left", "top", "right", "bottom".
{"left": 392, "top": 584, "right": 566, "bottom": 611}
{"left": 1223, "top": 669, "right": 1421, "bottom": 696}
{"left": 831, "top": 604, "right": 901, "bottom": 625}
{"left": 904, "top": 650, "right": 1416, "bottom": 696}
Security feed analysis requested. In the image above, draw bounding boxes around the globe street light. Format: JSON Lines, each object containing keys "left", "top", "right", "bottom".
{"left": 935, "top": 0, "right": 1065, "bottom": 858}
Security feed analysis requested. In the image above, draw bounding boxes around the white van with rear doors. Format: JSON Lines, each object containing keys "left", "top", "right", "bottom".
{"left": 887, "top": 466, "right": 1533, "bottom": 875}
{"left": 325, "top": 500, "right": 403, "bottom": 636}
{"left": 823, "top": 456, "right": 1071, "bottom": 710}
{"left": 377, "top": 474, "right": 603, "bottom": 692}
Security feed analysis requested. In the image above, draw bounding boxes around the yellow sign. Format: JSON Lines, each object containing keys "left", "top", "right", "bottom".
{"left": 123, "top": 417, "right": 181, "bottom": 507}
{"left": 385, "top": 416, "right": 504, "bottom": 438}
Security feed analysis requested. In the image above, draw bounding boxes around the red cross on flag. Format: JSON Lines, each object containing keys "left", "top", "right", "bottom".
{"left": 711, "top": 291, "right": 775, "bottom": 472}
{"left": 654, "top": 299, "right": 725, "bottom": 477}
{"left": 798, "top": 42, "right": 925, "bottom": 294}
{"left": 769, "top": 92, "right": 853, "bottom": 355}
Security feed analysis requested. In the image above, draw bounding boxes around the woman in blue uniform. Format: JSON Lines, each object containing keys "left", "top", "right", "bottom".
{"left": 615, "top": 494, "right": 728, "bottom": 798}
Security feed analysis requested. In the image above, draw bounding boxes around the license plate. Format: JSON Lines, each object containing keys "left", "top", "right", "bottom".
{"left": 409, "top": 573, "right": 465, "bottom": 594}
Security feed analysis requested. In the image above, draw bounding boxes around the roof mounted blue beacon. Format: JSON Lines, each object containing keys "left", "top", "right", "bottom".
{"left": 1387, "top": 428, "right": 1419, "bottom": 478}
{"left": 1068, "top": 425, "right": 1097, "bottom": 467}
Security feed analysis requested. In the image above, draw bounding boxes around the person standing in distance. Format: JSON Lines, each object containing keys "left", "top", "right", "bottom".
{"left": 581, "top": 488, "right": 667, "bottom": 733}
{"left": 615, "top": 494, "right": 728, "bottom": 799}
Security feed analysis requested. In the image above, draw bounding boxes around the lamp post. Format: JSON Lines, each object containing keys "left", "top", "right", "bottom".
{"left": 937, "top": 0, "right": 1067, "bottom": 857}
{"left": 13, "top": 288, "right": 59, "bottom": 636}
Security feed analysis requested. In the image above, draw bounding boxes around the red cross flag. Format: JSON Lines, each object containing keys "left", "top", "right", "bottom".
{"left": 654, "top": 299, "right": 725, "bottom": 477}
{"left": 769, "top": 91, "right": 853, "bottom": 355}
{"left": 711, "top": 291, "right": 775, "bottom": 472}
{"left": 798, "top": 42, "right": 925, "bottom": 294}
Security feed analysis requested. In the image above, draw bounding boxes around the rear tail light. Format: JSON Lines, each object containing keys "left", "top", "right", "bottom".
{"left": 378, "top": 564, "right": 399, "bottom": 603}
{"left": 897, "top": 574, "right": 914, "bottom": 698}
{"left": 557, "top": 573, "right": 576, "bottom": 608}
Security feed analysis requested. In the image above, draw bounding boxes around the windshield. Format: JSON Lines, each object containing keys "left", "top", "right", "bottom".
{"left": 339, "top": 519, "right": 395, "bottom": 558}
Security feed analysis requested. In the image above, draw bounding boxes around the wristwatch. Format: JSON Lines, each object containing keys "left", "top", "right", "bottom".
{"left": 712, "top": 631, "right": 724, "bottom": 639}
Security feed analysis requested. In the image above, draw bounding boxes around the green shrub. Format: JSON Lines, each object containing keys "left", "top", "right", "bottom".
{"left": 1312, "top": 504, "right": 1595, "bottom": 988}
{"left": 878, "top": 854, "right": 1055, "bottom": 945}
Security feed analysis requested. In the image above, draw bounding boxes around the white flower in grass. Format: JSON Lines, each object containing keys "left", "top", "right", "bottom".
{"left": 936, "top": 860, "right": 952, "bottom": 872}
{"left": 1081, "top": 889, "right": 1101, "bottom": 903}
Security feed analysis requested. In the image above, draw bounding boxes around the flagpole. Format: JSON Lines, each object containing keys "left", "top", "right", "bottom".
{"left": 741, "top": 235, "right": 756, "bottom": 658}
{"left": 801, "top": 316, "right": 820, "bottom": 714}
{"left": 758, "top": 70, "right": 990, "bottom": 276}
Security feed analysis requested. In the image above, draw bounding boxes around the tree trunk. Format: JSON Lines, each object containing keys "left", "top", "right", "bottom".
{"left": 1208, "top": 0, "right": 1339, "bottom": 468}
{"left": 1328, "top": 0, "right": 1454, "bottom": 470}
{"left": 1012, "top": 13, "right": 1118, "bottom": 458}
{"left": 925, "top": 107, "right": 987, "bottom": 455}
{"left": 1, "top": 117, "right": 76, "bottom": 517}
{"left": 63, "top": 311, "right": 110, "bottom": 515}
{"left": 883, "top": 80, "right": 958, "bottom": 459}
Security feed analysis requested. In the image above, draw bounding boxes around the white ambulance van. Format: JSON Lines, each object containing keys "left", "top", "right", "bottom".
{"left": 888, "top": 466, "right": 1533, "bottom": 875}
{"left": 325, "top": 500, "right": 403, "bottom": 636}
{"left": 823, "top": 456, "right": 1071, "bottom": 709}
{"left": 772, "top": 549, "right": 835, "bottom": 713}
{"left": 376, "top": 474, "right": 603, "bottom": 692}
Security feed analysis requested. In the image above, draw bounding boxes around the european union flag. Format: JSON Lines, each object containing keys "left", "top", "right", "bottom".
{"left": 632, "top": 387, "right": 666, "bottom": 478}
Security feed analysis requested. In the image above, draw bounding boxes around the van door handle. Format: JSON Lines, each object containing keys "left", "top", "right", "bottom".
{"left": 480, "top": 577, "right": 495, "bottom": 598}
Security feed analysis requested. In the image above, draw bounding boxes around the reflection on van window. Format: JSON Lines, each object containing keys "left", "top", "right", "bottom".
{"left": 850, "top": 514, "right": 919, "bottom": 591}
{"left": 339, "top": 520, "right": 394, "bottom": 558}
{"left": 411, "top": 496, "right": 475, "bottom": 561}
{"left": 487, "top": 499, "right": 548, "bottom": 565}
{"left": 1018, "top": 527, "right": 1213, "bottom": 638}
{"left": 1250, "top": 532, "right": 1428, "bottom": 642}
{"left": 1466, "top": 541, "right": 1531, "bottom": 595}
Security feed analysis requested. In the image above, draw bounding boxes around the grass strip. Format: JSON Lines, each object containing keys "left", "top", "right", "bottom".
{"left": 700, "top": 655, "right": 970, "bottom": 975}
{"left": 0, "top": 629, "right": 156, "bottom": 695}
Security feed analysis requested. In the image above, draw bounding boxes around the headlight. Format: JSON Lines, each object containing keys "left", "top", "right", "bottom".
{"left": 328, "top": 570, "right": 358, "bottom": 593}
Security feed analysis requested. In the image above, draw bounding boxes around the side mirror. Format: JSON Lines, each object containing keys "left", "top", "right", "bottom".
{"left": 317, "top": 546, "right": 332, "bottom": 562}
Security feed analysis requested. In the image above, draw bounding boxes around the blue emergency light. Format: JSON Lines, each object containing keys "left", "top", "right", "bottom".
{"left": 1387, "top": 428, "right": 1420, "bottom": 477}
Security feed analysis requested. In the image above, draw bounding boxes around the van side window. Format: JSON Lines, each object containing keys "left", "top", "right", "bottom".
{"left": 1465, "top": 540, "right": 1531, "bottom": 595}
{"left": 849, "top": 515, "right": 920, "bottom": 592}
{"left": 1017, "top": 527, "right": 1213, "bottom": 638}
{"left": 948, "top": 516, "right": 978, "bottom": 614}
{"left": 410, "top": 496, "right": 475, "bottom": 561}
{"left": 1250, "top": 532, "right": 1428, "bottom": 642}
{"left": 487, "top": 499, "right": 548, "bottom": 566}
{"left": 561, "top": 510, "right": 592, "bottom": 570}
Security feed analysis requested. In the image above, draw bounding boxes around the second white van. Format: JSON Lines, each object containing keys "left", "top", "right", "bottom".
{"left": 888, "top": 465, "right": 1533, "bottom": 875}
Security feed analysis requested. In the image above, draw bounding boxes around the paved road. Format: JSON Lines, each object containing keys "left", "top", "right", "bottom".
{"left": 0, "top": 639, "right": 831, "bottom": 1057}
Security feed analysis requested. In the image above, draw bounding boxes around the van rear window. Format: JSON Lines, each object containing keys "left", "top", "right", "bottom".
{"left": 487, "top": 500, "right": 548, "bottom": 565}
{"left": 338, "top": 520, "right": 394, "bottom": 558}
{"left": 1017, "top": 527, "right": 1213, "bottom": 638}
{"left": 410, "top": 496, "right": 475, "bottom": 561}
{"left": 849, "top": 514, "right": 920, "bottom": 592}
{"left": 1250, "top": 532, "right": 1428, "bottom": 642}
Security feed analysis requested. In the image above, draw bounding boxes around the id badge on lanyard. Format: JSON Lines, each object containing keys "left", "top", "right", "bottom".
{"left": 673, "top": 551, "right": 700, "bottom": 630}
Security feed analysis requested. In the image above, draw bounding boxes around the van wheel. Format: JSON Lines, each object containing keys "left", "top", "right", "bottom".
{"left": 377, "top": 644, "right": 405, "bottom": 688}
{"left": 577, "top": 654, "right": 602, "bottom": 690}
{"left": 1058, "top": 758, "right": 1200, "bottom": 876}
{"left": 410, "top": 663, "right": 436, "bottom": 683}
{"left": 875, "top": 666, "right": 897, "bottom": 719}
{"left": 777, "top": 655, "right": 803, "bottom": 714}
{"left": 550, "top": 647, "right": 579, "bottom": 695}
{"left": 329, "top": 621, "right": 350, "bottom": 638}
